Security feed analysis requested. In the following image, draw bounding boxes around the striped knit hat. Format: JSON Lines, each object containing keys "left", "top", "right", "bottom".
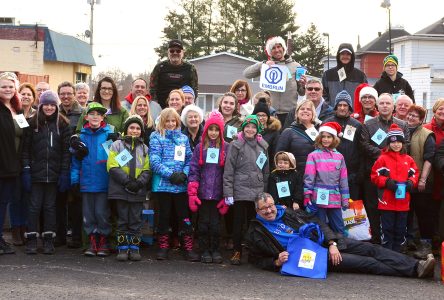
{"left": 386, "top": 123, "right": 405, "bottom": 143}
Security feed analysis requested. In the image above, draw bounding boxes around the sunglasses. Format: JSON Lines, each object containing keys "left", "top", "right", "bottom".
{"left": 306, "top": 87, "right": 321, "bottom": 91}
{"left": 169, "top": 49, "right": 182, "bottom": 54}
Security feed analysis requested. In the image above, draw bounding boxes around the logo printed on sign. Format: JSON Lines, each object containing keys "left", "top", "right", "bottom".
{"left": 260, "top": 65, "right": 287, "bottom": 92}
{"left": 347, "top": 129, "right": 351, "bottom": 135}
{"left": 264, "top": 67, "right": 283, "bottom": 84}
{"left": 210, "top": 153, "right": 216, "bottom": 159}
{"left": 281, "top": 186, "right": 287, "bottom": 193}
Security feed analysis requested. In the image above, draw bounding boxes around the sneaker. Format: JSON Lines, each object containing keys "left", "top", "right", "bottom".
{"left": 84, "top": 234, "right": 97, "bottom": 257}
{"left": 417, "top": 254, "right": 435, "bottom": 278}
{"left": 413, "top": 242, "right": 432, "bottom": 260}
{"left": 201, "top": 251, "right": 212, "bottom": 263}
{"left": 230, "top": 251, "right": 241, "bottom": 265}
{"left": 96, "top": 235, "right": 111, "bottom": 257}
{"left": 212, "top": 251, "right": 223, "bottom": 264}
{"left": 0, "top": 237, "right": 15, "bottom": 254}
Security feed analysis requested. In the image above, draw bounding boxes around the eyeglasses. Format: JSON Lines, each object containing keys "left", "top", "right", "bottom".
{"left": 407, "top": 113, "right": 420, "bottom": 119}
{"left": 306, "top": 87, "right": 321, "bottom": 92}
{"left": 385, "top": 64, "right": 396, "bottom": 68}
{"left": 256, "top": 113, "right": 268, "bottom": 118}
{"left": 37, "top": 88, "right": 48, "bottom": 92}
{"left": 258, "top": 203, "right": 275, "bottom": 212}
{"left": 361, "top": 95, "right": 375, "bottom": 100}
{"left": 100, "top": 87, "right": 113, "bottom": 92}
{"left": 169, "top": 49, "right": 182, "bottom": 54}
{"left": 59, "top": 93, "right": 73, "bottom": 97}
{"left": 235, "top": 89, "right": 247, "bottom": 93}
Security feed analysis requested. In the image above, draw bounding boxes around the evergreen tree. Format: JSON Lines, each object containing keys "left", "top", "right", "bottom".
{"left": 293, "top": 23, "right": 327, "bottom": 78}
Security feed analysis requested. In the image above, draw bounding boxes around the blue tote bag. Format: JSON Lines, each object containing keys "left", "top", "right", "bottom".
{"left": 280, "top": 223, "right": 328, "bottom": 279}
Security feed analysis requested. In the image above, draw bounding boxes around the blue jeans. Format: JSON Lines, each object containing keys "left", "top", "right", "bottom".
{"left": 0, "top": 178, "right": 16, "bottom": 237}
{"left": 82, "top": 192, "right": 111, "bottom": 236}
{"left": 316, "top": 207, "right": 344, "bottom": 234}
{"left": 8, "top": 177, "right": 28, "bottom": 227}
{"left": 380, "top": 210, "right": 408, "bottom": 252}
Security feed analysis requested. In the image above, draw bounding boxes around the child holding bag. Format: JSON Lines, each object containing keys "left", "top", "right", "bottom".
{"left": 303, "top": 122, "right": 350, "bottom": 234}
{"left": 371, "top": 124, "right": 419, "bottom": 252}
{"left": 107, "top": 115, "right": 151, "bottom": 261}
{"left": 188, "top": 111, "right": 230, "bottom": 264}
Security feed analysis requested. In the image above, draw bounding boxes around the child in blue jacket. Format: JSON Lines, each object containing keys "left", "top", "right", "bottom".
{"left": 71, "top": 103, "right": 114, "bottom": 257}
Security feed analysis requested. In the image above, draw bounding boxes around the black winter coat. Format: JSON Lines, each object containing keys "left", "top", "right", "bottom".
{"left": 246, "top": 208, "right": 343, "bottom": 271}
{"left": 0, "top": 102, "right": 20, "bottom": 178}
{"left": 22, "top": 115, "right": 71, "bottom": 182}
{"left": 267, "top": 170, "right": 303, "bottom": 208}
{"left": 373, "top": 71, "right": 415, "bottom": 102}
{"left": 262, "top": 117, "right": 281, "bottom": 170}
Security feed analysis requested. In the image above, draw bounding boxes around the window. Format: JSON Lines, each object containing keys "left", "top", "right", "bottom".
{"left": 75, "top": 72, "right": 87, "bottom": 83}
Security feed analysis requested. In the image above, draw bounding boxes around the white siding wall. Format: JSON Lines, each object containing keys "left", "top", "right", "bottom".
{"left": 408, "top": 67, "right": 431, "bottom": 107}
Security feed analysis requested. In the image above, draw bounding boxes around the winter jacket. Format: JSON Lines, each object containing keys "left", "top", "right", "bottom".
{"left": 76, "top": 106, "right": 129, "bottom": 134}
{"left": 149, "top": 60, "right": 198, "bottom": 109}
{"left": 188, "top": 141, "right": 229, "bottom": 201}
{"left": 267, "top": 169, "right": 303, "bottom": 208}
{"left": 276, "top": 122, "right": 317, "bottom": 174}
{"left": 409, "top": 126, "right": 435, "bottom": 194}
{"left": 262, "top": 117, "right": 281, "bottom": 169}
{"left": 149, "top": 129, "right": 192, "bottom": 193}
{"left": 0, "top": 102, "right": 20, "bottom": 178}
{"left": 425, "top": 118, "right": 444, "bottom": 200}
{"left": 304, "top": 148, "right": 350, "bottom": 208}
{"left": 360, "top": 115, "right": 410, "bottom": 174}
{"left": 321, "top": 43, "right": 368, "bottom": 105}
{"left": 243, "top": 55, "right": 305, "bottom": 115}
{"left": 59, "top": 100, "right": 83, "bottom": 133}
{"left": 246, "top": 206, "right": 343, "bottom": 271}
{"left": 223, "top": 134, "right": 269, "bottom": 201}
{"left": 22, "top": 115, "right": 71, "bottom": 183}
{"left": 182, "top": 124, "right": 203, "bottom": 152}
{"left": 121, "top": 92, "right": 162, "bottom": 121}
{"left": 71, "top": 123, "right": 114, "bottom": 193}
{"left": 107, "top": 137, "right": 150, "bottom": 202}
{"left": 371, "top": 150, "right": 419, "bottom": 211}
{"left": 374, "top": 71, "right": 415, "bottom": 102}
{"left": 223, "top": 115, "right": 242, "bottom": 143}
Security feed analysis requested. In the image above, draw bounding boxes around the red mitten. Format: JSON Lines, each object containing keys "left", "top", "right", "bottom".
{"left": 216, "top": 199, "right": 229, "bottom": 215}
{"left": 187, "top": 181, "right": 199, "bottom": 196}
{"left": 188, "top": 195, "right": 201, "bottom": 212}
{"left": 303, "top": 197, "right": 311, "bottom": 207}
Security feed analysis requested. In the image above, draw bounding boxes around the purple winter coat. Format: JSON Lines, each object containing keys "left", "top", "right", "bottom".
{"left": 188, "top": 141, "right": 229, "bottom": 201}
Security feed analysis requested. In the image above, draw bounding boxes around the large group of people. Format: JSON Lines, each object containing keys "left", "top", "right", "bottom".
{"left": 0, "top": 35, "right": 442, "bottom": 280}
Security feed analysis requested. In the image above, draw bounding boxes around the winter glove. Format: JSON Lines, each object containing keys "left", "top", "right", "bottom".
{"left": 169, "top": 172, "right": 187, "bottom": 185}
{"left": 69, "top": 135, "right": 89, "bottom": 161}
{"left": 58, "top": 171, "right": 71, "bottom": 192}
{"left": 21, "top": 167, "right": 32, "bottom": 193}
{"left": 125, "top": 179, "right": 143, "bottom": 194}
{"left": 224, "top": 197, "right": 234, "bottom": 206}
{"left": 407, "top": 168, "right": 415, "bottom": 178}
{"left": 378, "top": 168, "right": 390, "bottom": 177}
{"left": 406, "top": 180, "right": 414, "bottom": 192}
{"left": 188, "top": 195, "right": 201, "bottom": 212}
{"left": 305, "top": 201, "right": 318, "bottom": 214}
{"left": 217, "top": 199, "right": 229, "bottom": 215}
{"left": 107, "top": 132, "right": 121, "bottom": 142}
{"left": 385, "top": 178, "right": 398, "bottom": 192}
{"left": 342, "top": 200, "right": 350, "bottom": 211}
{"left": 303, "top": 197, "right": 312, "bottom": 207}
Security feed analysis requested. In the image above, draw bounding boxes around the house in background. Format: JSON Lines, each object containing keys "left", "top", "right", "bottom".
{"left": 189, "top": 52, "right": 261, "bottom": 113}
{"left": 356, "top": 28, "right": 411, "bottom": 84}
{"left": 393, "top": 17, "right": 444, "bottom": 114}
{"left": 0, "top": 22, "right": 94, "bottom": 87}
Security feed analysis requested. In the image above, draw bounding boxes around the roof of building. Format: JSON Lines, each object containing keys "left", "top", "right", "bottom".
{"left": 416, "top": 17, "right": 444, "bottom": 35}
{"left": 44, "top": 29, "right": 95, "bottom": 66}
{"left": 189, "top": 51, "right": 259, "bottom": 64}
{"left": 356, "top": 28, "right": 410, "bottom": 54}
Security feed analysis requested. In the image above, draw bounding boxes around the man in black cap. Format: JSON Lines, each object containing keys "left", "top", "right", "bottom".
{"left": 149, "top": 39, "right": 199, "bottom": 109}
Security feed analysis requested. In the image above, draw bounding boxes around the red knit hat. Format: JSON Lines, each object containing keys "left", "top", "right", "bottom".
{"left": 319, "top": 122, "right": 342, "bottom": 137}
{"left": 199, "top": 110, "right": 226, "bottom": 166}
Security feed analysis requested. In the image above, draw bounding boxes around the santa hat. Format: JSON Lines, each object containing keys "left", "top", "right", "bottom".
{"left": 386, "top": 123, "right": 405, "bottom": 143}
{"left": 319, "top": 122, "right": 342, "bottom": 137}
{"left": 265, "top": 36, "right": 287, "bottom": 60}
{"left": 353, "top": 83, "right": 373, "bottom": 119}
{"left": 199, "top": 110, "right": 226, "bottom": 167}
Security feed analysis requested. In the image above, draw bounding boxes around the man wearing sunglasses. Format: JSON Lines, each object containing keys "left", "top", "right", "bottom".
{"left": 149, "top": 39, "right": 198, "bottom": 109}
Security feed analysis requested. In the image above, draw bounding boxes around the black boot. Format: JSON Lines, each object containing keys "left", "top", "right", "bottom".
{"left": 156, "top": 234, "right": 170, "bottom": 260}
{"left": 128, "top": 235, "right": 142, "bottom": 261}
{"left": 25, "top": 232, "right": 39, "bottom": 255}
{"left": 210, "top": 236, "right": 223, "bottom": 264}
{"left": 116, "top": 234, "right": 128, "bottom": 261}
{"left": 182, "top": 234, "right": 199, "bottom": 262}
{"left": 42, "top": 232, "right": 56, "bottom": 255}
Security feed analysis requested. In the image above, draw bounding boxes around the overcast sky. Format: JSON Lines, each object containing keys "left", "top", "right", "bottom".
{"left": 3, "top": 0, "right": 443, "bottom": 75}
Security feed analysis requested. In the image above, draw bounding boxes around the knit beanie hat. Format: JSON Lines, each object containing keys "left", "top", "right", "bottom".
{"left": 181, "top": 85, "right": 195, "bottom": 98}
{"left": 334, "top": 90, "right": 353, "bottom": 112}
{"left": 252, "top": 98, "right": 270, "bottom": 119}
{"left": 386, "top": 123, "right": 405, "bottom": 143}
{"left": 274, "top": 151, "right": 296, "bottom": 169}
{"left": 180, "top": 104, "right": 204, "bottom": 127}
{"left": 39, "top": 90, "right": 59, "bottom": 107}
{"left": 319, "top": 121, "right": 342, "bottom": 137}
{"left": 383, "top": 54, "right": 398, "bottom": 68}
{"left": 265, "top": 36, "right": 287, "bottom": 60}
{"left": 241, "top": 114, "right": 263, "bottom": 133}
{"left": 199, "top": 110, "right": 226, "bottom": 166}
{"left": 123, "top": 115, "right": 145, "bottom": 136}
